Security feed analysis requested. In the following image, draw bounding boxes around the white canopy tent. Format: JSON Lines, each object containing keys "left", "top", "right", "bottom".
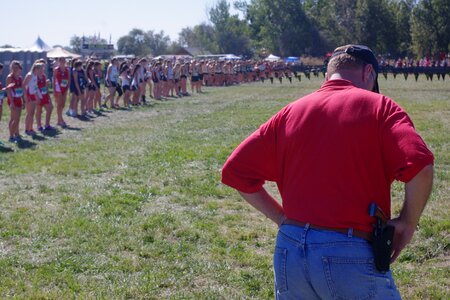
{"left": 224, "top": 54, "right": 241, "bottom": 60}
{"left": 265, "top": 54, "right": 281, "bottom": 62}
{"left": 28, "top": 36, "right": 52, "bottom": 52}
{"left": 47, "top": 47, "right": 81, "bottom": 59}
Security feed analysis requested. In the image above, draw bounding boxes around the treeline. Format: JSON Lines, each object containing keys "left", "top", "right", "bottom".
{"left": 114, "top": 0, "right": 450, "bottom": 58}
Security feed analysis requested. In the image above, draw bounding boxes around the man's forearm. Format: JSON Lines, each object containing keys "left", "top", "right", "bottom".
{"left": 238, "top": 188, "right": 286, "bottom": 227}
{"left": 389, "top": 164, "right": 434, "bottom": 262}
{"left": 401, "top": 164, "right": 434, "bottom": 226}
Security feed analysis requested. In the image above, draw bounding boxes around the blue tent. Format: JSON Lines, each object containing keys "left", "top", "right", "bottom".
{"left": 285, "top": 56, "right": 299, "bottom": 63}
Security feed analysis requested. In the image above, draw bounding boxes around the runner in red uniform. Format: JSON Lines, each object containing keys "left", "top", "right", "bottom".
{"left": 0, "top": 64, "right": 5, "bottom": 139}
{"left": 6, "top": 61, "right": 24, "bottom": 142}
{"left": 36, "top": 60, "right": 54, "bottom": 131}
{"left": 23, "top": 62, "right": 44, "bottom": 135}
{"left": 53, "top": 57, "right": 70, "bottom": 127}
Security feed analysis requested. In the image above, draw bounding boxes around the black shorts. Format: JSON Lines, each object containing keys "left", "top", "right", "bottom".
{"left": 199, "top": 74, "right": 204, "bottom": 80}
{"left": 181, "top": 75, "right": 187, "bottom": 79}
{"left": 106, "top": 81, "right": 118, "bottom": 88}
{"left": 191, "top": 76, "right": 199, "bottom": 82}
{"left": 88, "top": 84, "right": 97, "bottom": 91}
{"left": 71, "top": 87, "right": 85, "bottom": 96}
{"left": 116, "top": 86, "right": 123, "bottom": 97}
{"left": 122, "top": 85, "right": 130, "bottom": 92}
{"left": 131, "top": 85, "right": 138, "bottom": 91}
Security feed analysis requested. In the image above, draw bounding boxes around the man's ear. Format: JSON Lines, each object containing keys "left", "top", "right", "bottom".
{"left": 325, "top": 72, "right": 329, "bottom": 81}
{"left": 362, "top": 64, "right": 372, "bottom": 82}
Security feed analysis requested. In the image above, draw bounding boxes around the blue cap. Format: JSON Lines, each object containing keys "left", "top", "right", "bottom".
{"left": 331, "top": 45, "right": 380, "bottom": 93}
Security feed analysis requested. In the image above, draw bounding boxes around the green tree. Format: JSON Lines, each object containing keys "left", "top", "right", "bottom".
{"left": 303, "top": 0, "right": 359, "bottom": 48}
{"left": 69, "top": 35, "right": 82, "bottom": 54}
{"left": 354, "top": 0, "right": 397, "bottom": 54}
{"left": 209, "top": 0, "right": 252, "bottom": 56}
{"left": 245, "top": 0, "right": 325, "bottom": 56}
{"left": 117, "top": 29, "right": 150, "bottom": 56}
{"left": 145, "top": 30, "right": 171, "bottom": 56}
{"left": 391, "top": 0, "right": 415, "bottom": 56}
{"left": 178, "top": 23, "right": 219, "bottom": 53}
{"left": 411, "top": 0, "right": 450, "bottom": 56}
{"left": 117, "top": 29, "right": 171, "bottom": 56}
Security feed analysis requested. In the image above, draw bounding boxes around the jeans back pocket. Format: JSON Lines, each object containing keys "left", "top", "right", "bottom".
{"left": 322, "top": 256, "right": 376, "bottom": 300}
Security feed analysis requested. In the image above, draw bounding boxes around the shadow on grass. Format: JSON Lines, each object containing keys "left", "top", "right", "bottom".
{"left": 0, "top": 145, "right": 14, "bottom": 153}
{"left": 92, "top": 110, "right": 109, "bottom": 118}
{"left": 42, "top": 128, "right": 62, "bottom": 138}
{"left": 77, "top": 115, "right": 94, "bottom": 122}
{"left": 32, "top": 135, "right": 47, "bottom": 142}
{"left": 63, "top": 125, "right": 82, "bottom": 131}
{"left": 16, "top": 139, "right": 37, "bottom": 149}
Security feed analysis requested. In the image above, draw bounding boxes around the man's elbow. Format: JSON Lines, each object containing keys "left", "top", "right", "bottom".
{"left": 420, "top": 164, "right": 434, "bottom": 181}
{"left": 407, "top": 164, "right": 434, "bottom": 188}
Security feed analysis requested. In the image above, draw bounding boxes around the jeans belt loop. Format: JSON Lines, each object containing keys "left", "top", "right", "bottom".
{"left": 348, "top": 227, "right": 353, "bottom": 238}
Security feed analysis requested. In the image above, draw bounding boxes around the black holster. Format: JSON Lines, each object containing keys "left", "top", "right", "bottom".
{"left": 372, "top": 223, "right": 395, "bottom": 273}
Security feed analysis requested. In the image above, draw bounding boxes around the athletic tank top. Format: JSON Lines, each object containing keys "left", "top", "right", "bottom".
{"left": 71, "top": 69, "right": 86, "bottom": 90}
{"left": 121, "top": 74, "right": 130, "bottom": 87}
{"left": 55, "top": 67, "right": 69, "bottom": 88}
{"left": 11, "top": 76, "right": 23, "bottom": 98}
{"left": 192, "top": 66, "right": 199, "bottom": 76}
{"left": 29, "top": 75, "right": 38, "bottom": 92}
{"left": 167, "top": 66, "right": 174, "bottom": 80}
{"left": 77, "top": 69, "right": 86, "bottom": 89}
{"left": 95, "top": 71, "right": 102, "bottom": 86}
{"left": 108, "top": 65, "right": 119, "bottom": 82}
{"left": 37, "top": 75, "right": 49, "bottom": 96}
{"left": 0, "top": 82, "right": 4, "bottom": 100}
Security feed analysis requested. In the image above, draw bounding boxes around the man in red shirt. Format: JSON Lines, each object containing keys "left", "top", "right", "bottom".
{"left": 221, "top": 44, "right": 434, "bottom": 299}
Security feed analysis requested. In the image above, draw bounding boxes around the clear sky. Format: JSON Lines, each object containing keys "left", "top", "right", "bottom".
{"left": 1, "top": 0, "right": 238, "bottom": 48}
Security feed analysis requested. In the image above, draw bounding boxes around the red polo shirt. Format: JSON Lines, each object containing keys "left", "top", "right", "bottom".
{"left": 221, "top": 79, "right": 434, "bottom": 232}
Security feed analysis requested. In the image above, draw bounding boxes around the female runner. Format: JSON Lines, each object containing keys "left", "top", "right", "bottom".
{"left": 6, "top": 61, "right": 24, "bottom": 142}
{"left": 36, "top": 60, "right": 54, "bottom": 131}
{"left": 53, "top": 57, "right": 70, "bottom": 127}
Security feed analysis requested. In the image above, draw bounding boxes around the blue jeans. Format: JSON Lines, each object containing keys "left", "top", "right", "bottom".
{"left": 274, "top": 224, "right": 402, "bottom": 299}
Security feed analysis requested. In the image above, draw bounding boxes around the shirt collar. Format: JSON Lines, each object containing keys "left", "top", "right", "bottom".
{"left": 320, "top": 79, "right": 356, "bottom": 90}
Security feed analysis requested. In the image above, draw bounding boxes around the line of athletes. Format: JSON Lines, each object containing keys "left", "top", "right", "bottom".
{"left": 0, "top": 57, "right": 298, "bottom": 143}
{"left": 102, "top": 58, "right": 300, "bottom": 108}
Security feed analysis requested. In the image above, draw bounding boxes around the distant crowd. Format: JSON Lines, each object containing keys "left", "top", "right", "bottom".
{"left": 380, "top": 53, "right": 450, "bottom": 68}
{"left": 0, "top": 57, "right": 300, "bottom": 144}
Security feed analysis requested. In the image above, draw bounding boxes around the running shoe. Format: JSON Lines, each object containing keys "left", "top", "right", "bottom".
{"left": 38, "top": 126, "right": 44, "bottom": 132}
{"left": 44, "top": 125, "right": 55, "bottom": 131}
{"left": 8, "top": 137, "right": 17, "bottom": 143}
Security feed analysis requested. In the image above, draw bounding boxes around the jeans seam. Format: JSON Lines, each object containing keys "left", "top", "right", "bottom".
{"left": 274, "top": 247, "right": 288, "bottom": 294}
{"left": 278, "top": 230, "right": 304, "bottom": 248}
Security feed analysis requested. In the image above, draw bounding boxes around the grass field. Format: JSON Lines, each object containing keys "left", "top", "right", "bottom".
{"left": 0, "top": 75, "right": 448, "bottom": 299}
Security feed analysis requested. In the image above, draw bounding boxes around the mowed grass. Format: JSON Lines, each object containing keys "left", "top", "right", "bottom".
{"left": 0, "top": 74, "right": 448, "bottom": 299}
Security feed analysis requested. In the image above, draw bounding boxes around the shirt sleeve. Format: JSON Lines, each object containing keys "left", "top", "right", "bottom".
{"left": 221, "top": 112, "right": 282, "bottom": 193}
{"left": 381, "top": 98, "right": 434, "bottom": 183}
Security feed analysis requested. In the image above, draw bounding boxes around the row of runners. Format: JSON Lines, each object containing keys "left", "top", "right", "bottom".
{"left": 0, "top": 57, "right": 299, "bottom": 144}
